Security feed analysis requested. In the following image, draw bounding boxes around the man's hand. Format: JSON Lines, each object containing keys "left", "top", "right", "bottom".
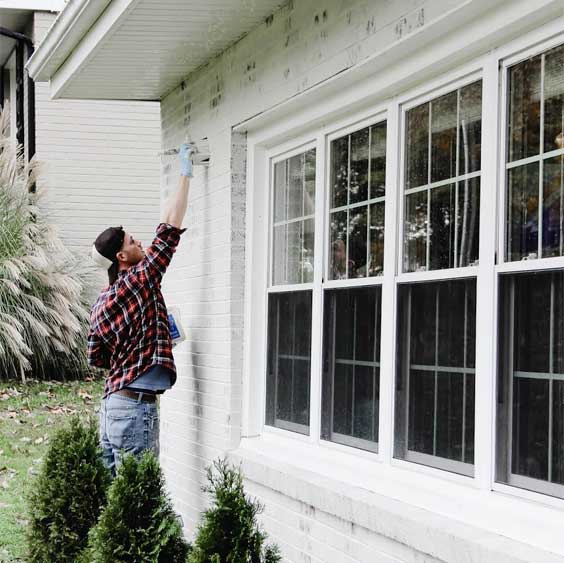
{"left": 179, "top": 143, "right": 195, "bottom": 177}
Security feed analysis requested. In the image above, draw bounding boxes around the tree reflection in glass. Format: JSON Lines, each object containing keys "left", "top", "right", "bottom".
{"left": 403, "top": 80, "right": 482, "bottom": 272}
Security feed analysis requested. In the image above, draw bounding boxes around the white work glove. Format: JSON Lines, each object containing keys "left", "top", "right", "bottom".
{"left": 179, "top": 143, "right": 195, "bottom": 177}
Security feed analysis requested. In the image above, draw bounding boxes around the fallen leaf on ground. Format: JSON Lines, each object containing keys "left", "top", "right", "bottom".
{"left": 33, "top": 437, "right": 44, "bottom": 445}
{"left": 78, "top": 390, "right": 93, "bottom": 400}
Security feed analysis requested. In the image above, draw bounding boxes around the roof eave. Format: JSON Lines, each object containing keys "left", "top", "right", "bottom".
{"left": 26, "top": 0, "right": 112, "bottom": 84}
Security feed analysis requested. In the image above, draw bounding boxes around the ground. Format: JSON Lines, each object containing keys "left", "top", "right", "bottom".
{"left": 0, "top": 377, "right": 105, "bottom": 563}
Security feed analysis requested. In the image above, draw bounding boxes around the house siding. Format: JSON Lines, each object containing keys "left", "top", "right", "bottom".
{"left": 33, "top": 11, "right": 161, "bottom": 254}
{"left": 158, "top": 0, "right": 563, "bottom": 561}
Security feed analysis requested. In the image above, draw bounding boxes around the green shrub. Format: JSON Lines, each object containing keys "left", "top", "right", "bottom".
{"left": 0, "top": 103, "right": 96, "bottom": 381}
{"left": 188, "top": 458, "right": 281, "bottom": 563}
{"left": 27, "top": 416, "right": 111, "bottom": 563}
{"left": 82, "top": 451, "right": 189, "bottom": 563}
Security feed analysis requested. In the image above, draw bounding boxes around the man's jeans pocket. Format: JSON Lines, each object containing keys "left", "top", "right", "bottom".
{"left": 106, "top": 409, "right": 138, "bottom": 451}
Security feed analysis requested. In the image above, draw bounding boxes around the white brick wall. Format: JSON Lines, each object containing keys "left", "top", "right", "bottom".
{"left": 158, "top": 1, "right": 564, "bottom": 562}
{"left": 33, "top": 11, "right": 161, "bottom": 263}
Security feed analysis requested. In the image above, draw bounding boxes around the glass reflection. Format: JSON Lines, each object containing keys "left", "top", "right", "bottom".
{"left": 507, "top": 163, "right": 540, "bottom": 261}
{"left": 544, "top": 45, "right": 564, "bottom": 154}
{"left": 322, "top": 287, "right": 381, "bottom": 451}
{"left": 396, "top": 279, "right": 476, "bottom": 472}
{"left": 404, "top": 191, "right": 428, "bottom": 272}
{"left": 431, "top": 91, "right": 457, "bottom": 183}
{"left": 266, "top": 291, "right": 312, "bottom": 434}
{"left": 508, "top": 55, "right": 541, "bottom": 162}
{"left": 406, "top": 103, "right": 429, "bottom": 189}
{"left": 459, "top": 81, "right": 482, "bottom": 174}
{"left": 350, "top": 128, "right": 369, "bottom": 204}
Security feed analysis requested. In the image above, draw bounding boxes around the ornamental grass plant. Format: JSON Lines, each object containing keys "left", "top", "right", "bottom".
{"left": 0, "top": 103, "right": 95, "bottom": 381}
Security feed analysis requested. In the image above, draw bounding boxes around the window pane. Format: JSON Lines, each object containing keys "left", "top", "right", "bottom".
{"left": 331, "top": 136, "right": 348, "bottom": 208}
{"left": 544, "top": 45, "right": 564, "bottom": 154}
{"left": 507, "top": 162, "right": 539, "bottom": 261}
{"left": 370, "top": 122, "right": 387, "bottom": 199}
{"left": 459, "top": 81, "right": 482, "bottom": 174}
{"left": 273, "top": 161, "right": 287, "bottom": 223}
{"left": 543, "top": 155, "right": 564, "bottom": 258}
{"left": 286, "top": 221, "right": 302, "bottom": 284}
{"left": 272, "top": 225, "right": 286, "bottom": 285}
{"left": 406, "top": 103, "right": 429, "bottom": 189}
{"left": 266, "top": 291, "right": 312, "bottom": 434}
{"left": 396, "top": 279, "right": 476, "bottom": 474}
{"left": 497, "top": 272, "right": 564, "bottom": 497}
{"left": 429, "top": 183, "right": 456, "bottom": 270}
{"left": 368, "top": 202, "right": 385, "bottom": 276}
{"left": 322, "top": 287, "right": 381, "bottom": 451}
{"left": 508, "top": 55, "right": 541, "bottom": 162}
{"left": 348, "top": 206, "right": 368, "bottom": 278}
{"left": 304, "top": 149, "right": 316, "bottom": 215}
{"left": 457, "top": 177, "right": 480, "bottom": 267}
{"left": 302, "top": 218, "right": 315, "bottom": 283}
{"left": 404, "top": 190, "right": 428, "bottom": 272}
{"left": 430, "top": 91, "right": 457, "bottom": 183}
{"left": 329, "top": 211, "right": 348, "bottom": 280}
{"left": 350, "top": 128, "right": 369, "bottom": 204}
{"left": 287, "top": 153, "right": 304, "bottom": 220}
{"left": 271, "top": 149, "right": 316, "bottom": 286}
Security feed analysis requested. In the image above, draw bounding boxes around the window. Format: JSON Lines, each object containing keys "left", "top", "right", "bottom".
{"left": 322, "top": 287, "right": 381, "bottom": 452}
{"left": 395, "top": 81, "right": 482, "bottom": 475}
{"left": 254, "top": 28, "right": 564, "bottom": 509}
{"left": 319, "top": 121, "right": 387, "bottom": 450}
{"left": 395, "top": 280, "right": 476, "bottom": 475}
{"left": 266, "top": 148, "right": 316, "bottom": 434}
{"left": 497, "top": 271, "right": 564, "bottom": 498}
{"left": 506, "top": 44, "right": 564, "bottom": 261}
{"left": 497, "top": 40, "right": 564, "bottom": 499}
{"left": 404, "top": 81, "right": 482, "bottom": 272}
{"left": 329, "top": 122, "right": 386, "bottom": 279}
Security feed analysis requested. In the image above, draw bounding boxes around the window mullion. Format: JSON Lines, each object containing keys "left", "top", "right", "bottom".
{"left": 378, "top": 100, "right": 400, "bottom": 463}
{"left": 308, "top": 134, "right": 326, "bottom": 444}
{"left": 474, "top": 52, "right": 499, "bottom": 490}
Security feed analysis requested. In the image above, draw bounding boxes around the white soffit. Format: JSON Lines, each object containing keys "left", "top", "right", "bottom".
{"left": 27, "top": 0, "right": 284, "bottom": 100}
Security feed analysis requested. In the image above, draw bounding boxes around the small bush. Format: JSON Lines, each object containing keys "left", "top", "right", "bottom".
{"left": 82, "top": 451, "right": 189, "bottom": 563}
{"left": 27, "top": 416, "right": 111, "bottom": 563}
{"left": 188, "top": 458, "right": 281, "bottom": 563}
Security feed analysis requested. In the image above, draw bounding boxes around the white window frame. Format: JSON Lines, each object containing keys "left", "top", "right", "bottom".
{"left": 240, "top": 14, "right": 564, "bottom": 553}
{"left": 393, "top": 68, "right": 484, "bottom": 478}
{"left": 493, "top": 28, "right": 564, "bottom": 501}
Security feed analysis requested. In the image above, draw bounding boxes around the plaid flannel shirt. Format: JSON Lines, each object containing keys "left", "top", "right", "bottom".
{"left": 87, "top": 223, "right": 186, "bottom": 397}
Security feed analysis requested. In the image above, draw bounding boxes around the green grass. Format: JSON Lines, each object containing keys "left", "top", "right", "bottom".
{"left": 0, "top": 377, "right": 104, "bottom": 562}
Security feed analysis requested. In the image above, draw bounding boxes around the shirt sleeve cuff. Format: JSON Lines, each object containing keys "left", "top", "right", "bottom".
{"left": 157, "top": 223, "right": 187, "bottom": 235}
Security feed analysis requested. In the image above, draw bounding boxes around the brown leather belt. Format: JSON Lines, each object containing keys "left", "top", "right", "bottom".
{"left": 114, "top": 389, "right": 157, "bottom": 403}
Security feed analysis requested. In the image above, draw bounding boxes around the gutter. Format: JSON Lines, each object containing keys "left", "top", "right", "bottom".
{"left": 26, "top": 0, "right": 110, "bottom": 81}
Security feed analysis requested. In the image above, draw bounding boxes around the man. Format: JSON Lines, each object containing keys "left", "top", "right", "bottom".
{"left": 87, "top": 144, "right": 193, "bottom": 475}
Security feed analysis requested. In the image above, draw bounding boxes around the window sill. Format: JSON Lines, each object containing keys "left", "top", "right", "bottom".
{"left": 230, "top": 433, "right": 564, "bottom": 562}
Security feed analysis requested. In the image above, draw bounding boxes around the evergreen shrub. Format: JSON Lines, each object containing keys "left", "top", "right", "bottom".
{"left": 188, "top": 458, "right": 281, "bottom": 563}
{"left": 27, "top": 416, "right": 111, "bottom": 563}
{"left": 82, "top": 451, "right": 189, "bottom": 563}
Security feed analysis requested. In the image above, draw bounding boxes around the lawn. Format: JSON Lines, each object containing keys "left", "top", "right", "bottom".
{"left": 0, "top": 377, "right": 104, "bottom": 562}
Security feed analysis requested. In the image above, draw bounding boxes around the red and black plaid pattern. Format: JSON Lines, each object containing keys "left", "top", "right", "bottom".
{"left": 87, "top": 223, "right": 186, "bottom": 397}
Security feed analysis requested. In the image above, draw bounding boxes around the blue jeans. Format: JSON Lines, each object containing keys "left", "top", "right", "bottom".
{"left": 99, "top": 393, "right": 159, "bottom": 476}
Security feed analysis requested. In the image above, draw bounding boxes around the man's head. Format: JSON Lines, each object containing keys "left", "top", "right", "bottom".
{"left": 92, "top": 226, "right": 145, "bottom": 284}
